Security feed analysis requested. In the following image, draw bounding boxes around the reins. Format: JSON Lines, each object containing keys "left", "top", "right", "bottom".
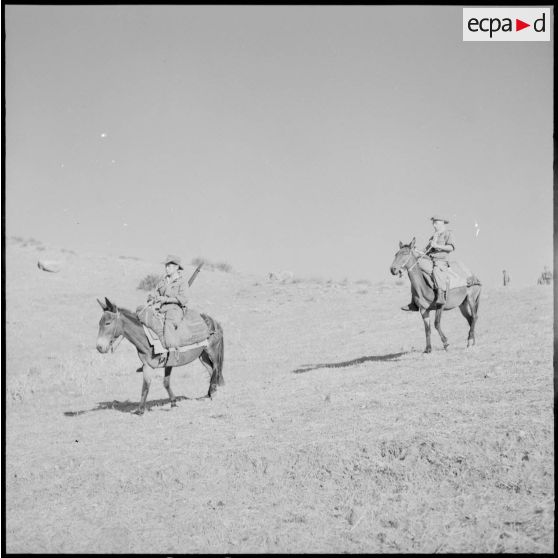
{"left": 401, "top": 248, "right": 430, "bottom": 273}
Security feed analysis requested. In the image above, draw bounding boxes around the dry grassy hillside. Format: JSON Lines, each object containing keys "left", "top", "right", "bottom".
{"left": 4, "top": 238, "right": 554, "bottom": 553}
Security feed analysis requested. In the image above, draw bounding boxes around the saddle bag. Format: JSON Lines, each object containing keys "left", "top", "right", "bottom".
{"left": 137, "top": 304, "right": 210, "bottom": 348}
{"left": 137, "top": 304, "right": 165, "bottom": 339}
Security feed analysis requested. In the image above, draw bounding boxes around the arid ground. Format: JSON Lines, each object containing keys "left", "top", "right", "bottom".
{"left": 5, "top": 238, "right": 554, "bottom": 553}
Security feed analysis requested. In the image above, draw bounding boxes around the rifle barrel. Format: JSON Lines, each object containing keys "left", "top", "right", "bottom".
{"left": 188, "top": 263, "right": 203, "bottom": 287}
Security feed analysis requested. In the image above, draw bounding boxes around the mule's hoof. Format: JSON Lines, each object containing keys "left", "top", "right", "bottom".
{"left": 423, "top": 348, "right": 432, "bottom": 354}
{"left": 170, "top": 401, "right": 178, "bottom": 408}
{"left": 133, "top": 408, "right": 144, "bottom": 415}
{"left": 444, "top": 344, "right": 450, "bottom": 351}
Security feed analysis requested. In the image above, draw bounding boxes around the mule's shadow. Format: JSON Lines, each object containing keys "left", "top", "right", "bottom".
{"left": 64, "top": 394, "right": 207, "bottom": 417}
{"left": 293, "top": 351, "right": 407, "bottom": 374}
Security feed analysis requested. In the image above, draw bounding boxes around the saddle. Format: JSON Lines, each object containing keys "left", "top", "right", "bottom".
{"left": 137, "top": 304, "right": 210, "bottom": 352}
{"left": 417, "top": 258, "right": 481, "bottom": 290}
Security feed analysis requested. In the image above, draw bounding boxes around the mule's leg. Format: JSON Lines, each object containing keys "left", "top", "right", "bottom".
{"left": 459, "top": 299, "right": 474, "bottom": 347}
{"left": 465, "top": 292, "right": 478, "bottom": 347}
{"left": 135, "top": 366, "right": 154, "bottom": 415}
{"left": 421, "top": 309, "right": 432, "bottom": 353}
{"left": 199, "top": 350, "right": 219, "bottom": 398}
{"left": 434, "top": 308, "right": 449, "bottom": 350}
{"left": 163, "top": 366, "right": 177, "bottom": 407}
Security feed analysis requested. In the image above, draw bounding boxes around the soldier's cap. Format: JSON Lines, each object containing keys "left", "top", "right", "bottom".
{"left": 163, "top": 255, "right": 183, "bottom": 269}
{"left": 430, "top": 215, "right": 449, "bottom": 224}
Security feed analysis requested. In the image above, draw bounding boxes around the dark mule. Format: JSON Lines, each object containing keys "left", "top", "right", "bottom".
{"left": 96, "top": 297, "right": 224, "bottom": 414}
{"left": 390, "top": 239, "right": 481, "bottom": 353}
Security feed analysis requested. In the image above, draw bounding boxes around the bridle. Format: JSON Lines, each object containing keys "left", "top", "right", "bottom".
{"left": 398, "top": 247, "right": 429, "bottom": 273}
{"left": 104, "top": 310, "right": 124, "bottom": 352}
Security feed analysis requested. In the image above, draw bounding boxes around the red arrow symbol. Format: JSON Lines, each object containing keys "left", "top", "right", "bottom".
{"left": 516, "top": 19, "right": 530, "bottom": 31}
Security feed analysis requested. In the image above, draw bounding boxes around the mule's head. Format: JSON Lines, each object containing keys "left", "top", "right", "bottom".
{"left": 390, "top": 238, "right": 416, "bottom": 275}
{"left": 96, "top": 297, "right": 122, "bottom": 353}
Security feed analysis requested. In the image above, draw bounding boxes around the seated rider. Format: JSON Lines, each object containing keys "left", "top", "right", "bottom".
{"left": 401, "top": 215, "right": 455, "bottom": 311}
{"left": 147, "top": 255, "right": 188, "bottom": 351}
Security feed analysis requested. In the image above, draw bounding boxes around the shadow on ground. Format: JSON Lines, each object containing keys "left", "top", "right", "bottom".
{"left": 293, "top": 351, "right": 407, "bottom": 374}
{"left": 64, "top": 394, "right": 208, "bottom": 416}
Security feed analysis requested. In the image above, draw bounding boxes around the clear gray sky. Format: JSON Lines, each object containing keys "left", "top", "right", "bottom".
{"left": 5, "top": 6, "right": 553, "bottom": 285}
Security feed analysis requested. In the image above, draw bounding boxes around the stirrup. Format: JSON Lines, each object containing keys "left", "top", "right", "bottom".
{"left": 401, "top": 302, "right": 419, "bottom": 312}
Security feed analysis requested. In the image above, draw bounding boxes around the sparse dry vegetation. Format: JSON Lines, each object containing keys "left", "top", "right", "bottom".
{"left": 192, "top": 256, "right": 233, "bottom": 273}
{"left": 11, "top": 236, "right": 44, "bottom": 249}
{"left": 137, "top": 273, "right": 161, "bottom": 291}
{"left": 4, "top": 243, "right": 554, "bottom": 553}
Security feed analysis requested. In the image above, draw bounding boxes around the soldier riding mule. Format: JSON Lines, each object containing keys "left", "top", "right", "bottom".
{"left": 96, "top": 297, "right": 224, "bottom": 414}
{"left": 390, "top": 238, "right": 481, "bottom": 353}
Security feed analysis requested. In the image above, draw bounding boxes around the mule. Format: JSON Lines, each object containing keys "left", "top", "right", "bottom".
{"left": 390, "top": 239, "right": 481, "bottom": 353}
{"left": 96, "top": 297, "right": 224, "bottom": 414}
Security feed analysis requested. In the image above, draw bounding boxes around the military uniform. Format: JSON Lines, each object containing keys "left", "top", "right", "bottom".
{"left": 427, "top": 229, "right": 455, "bottom": 294}
{"left": 153, "top": 256, "right": 188, "bottom": 349}
{"left": 401, "top": 215, "right": 454, "bottom": 311}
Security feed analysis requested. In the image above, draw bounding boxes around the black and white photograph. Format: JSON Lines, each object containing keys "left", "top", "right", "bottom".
{"left": 3, "top": 4, "right": 554, "bottom": 554}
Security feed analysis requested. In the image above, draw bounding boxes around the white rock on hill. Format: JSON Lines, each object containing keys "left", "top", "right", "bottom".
{"left": 37, "top": 259, "right": 62, "bottom": 273}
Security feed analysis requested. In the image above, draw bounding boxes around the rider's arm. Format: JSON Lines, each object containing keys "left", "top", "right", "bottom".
{"left": 434, "top": 244, "right": 454, "bottom": 253}
{"left": 443, "top": 231, "right": 455, "bottom": 252}
{"left": 431, "top": 231, "right": 455, "bottom": 252}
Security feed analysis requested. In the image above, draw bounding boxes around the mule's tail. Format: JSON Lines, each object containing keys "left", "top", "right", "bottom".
{"left": 201, "top": 314, "right": 224, "bottom": 386}
{"left": 470, "top": 283, "right": 481, "bottom": 314}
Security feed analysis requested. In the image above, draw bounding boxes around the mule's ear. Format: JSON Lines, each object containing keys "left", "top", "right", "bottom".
{"left": 399, "top": 241, "right": 403, "bottom": 249}
{"left": 97, "top": 298, "right": 107, "bottom": 310}
{"left": 410, "top": 237, "right": 416, "bottom": 248}
{"left": 105, "top": 297, "right": 116, "bottom": 312}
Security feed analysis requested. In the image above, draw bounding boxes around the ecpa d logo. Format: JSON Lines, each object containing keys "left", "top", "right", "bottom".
{"left": 463, "top": 8, "right": 551, "bottom": 41}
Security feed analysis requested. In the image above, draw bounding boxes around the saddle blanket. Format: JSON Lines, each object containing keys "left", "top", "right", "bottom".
{"left": 137, "top": 304, "right": 210, "bottom": 349}
{"left": 143, "top": 325, "right": 209, "bottom": 355}
{"left": 417, "top": 258, "right": 477, "bottom": 290}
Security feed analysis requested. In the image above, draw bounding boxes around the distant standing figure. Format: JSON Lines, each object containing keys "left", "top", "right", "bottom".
{"left": 502, "top": 270, "right": 510, "bottom": 286}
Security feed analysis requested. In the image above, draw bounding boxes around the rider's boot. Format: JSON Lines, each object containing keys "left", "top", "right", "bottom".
{"left": 401, "top": 300, "right": 419, "bottom": 311}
